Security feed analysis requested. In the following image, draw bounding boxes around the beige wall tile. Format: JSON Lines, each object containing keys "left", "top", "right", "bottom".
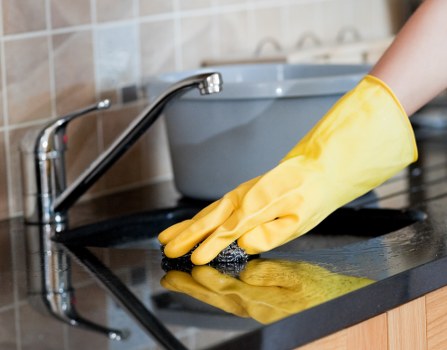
{"left": 180, "top": 15, "right": 216, "bottom": 69}
{"left": 3, "top": 0, "right": 47, "bottom": 35}
{"left": 139, "top": 0, "right": 175, "bottom": 15}
{"left": 140, "top": 20, "right": 176, "bottom": 77}
{"left": 97, "top": 0, "right": 135, "bottom": 22}
{"left": 284, "top": 3, "right": 321, "bottom": 49}
{"left": 50, "top": 0, "right": 91, "bottom": 29}
{"left": 370, "top": 0, "right": 396, "bottom": 37}
{"left": 99, "top": 103, "right": 172, "bottom": 191}
{"left": 52, "top": 31, "right": 96, "bottom": 116}
{"left": 95, "top": 24, "right": 140, "bottom": 100}
{"left": 8, "top": 126, "right": 38, "bottom": 216}
{"left": 5, "top": 37, "right": 52, "bottom": 125}
{"left": 0, "top": 133, "right": 8, "bottom": 220}
{"left": 313, "top": 0, "right": 391, "bottom": 43}
{"left": 250, "top": 7, "right": 282, "bottom": 53}
{"left": 65, "top": 114, "right": 103, "bottom": 197}
{"left": 179, "top": 0, "right": 213, "bottom": 11}
{"left": 100, "top": 105, "right": 146, "bottom": 189}
{"left": 217, "top": 9, "right": 250, "bottom": 55}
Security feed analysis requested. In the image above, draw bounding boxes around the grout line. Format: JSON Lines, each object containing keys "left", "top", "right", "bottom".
{"left": 9, "top": 218, "right": 22, "bottom": 350}
{"left": 134, "top": 0, "right": 143, "bottom": 94}
{"left": 46, "top": 0, "right": 57, "bottom": 119}
{"left": 173, "top": 0, "right": 183, "bottom": 71}
{"left": 90, "top": 0, "right": 105, "bottom": 158}
{"left": 210, "top": 0, "right": 219, "bottom": 59}
{"left": 0, "top": 2, "right": 14, "bottom": 220}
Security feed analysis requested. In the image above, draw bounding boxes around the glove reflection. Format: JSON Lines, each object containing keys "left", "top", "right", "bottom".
{"left": 160, "top": 259, "right": 373, "bottom": 324}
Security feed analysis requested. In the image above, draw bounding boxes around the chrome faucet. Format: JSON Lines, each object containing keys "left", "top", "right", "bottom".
{"left": 21, "top": 72, "right": 223, "bottom": 225}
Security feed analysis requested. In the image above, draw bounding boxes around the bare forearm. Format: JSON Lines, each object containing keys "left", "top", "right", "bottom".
{"left": 370, "top": 0, "right": 447, "bottom": 116}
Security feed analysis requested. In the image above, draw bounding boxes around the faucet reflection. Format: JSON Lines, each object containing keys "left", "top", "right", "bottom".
{"left": 25, "top": 224, "right": 128, "bottom": 340}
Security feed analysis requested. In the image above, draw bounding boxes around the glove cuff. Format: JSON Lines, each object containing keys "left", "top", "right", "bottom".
{"left": 282, "top": 74, "right": 418, "bottom": 163}
{"left": 364, "top": 74, "right": 418, "bottom": 162}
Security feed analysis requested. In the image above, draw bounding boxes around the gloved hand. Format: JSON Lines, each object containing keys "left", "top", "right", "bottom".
{"left": 159, "top": 75, "right": 418, "bottom": 265}
{"left": 160, "top": 259, "right": 373, "bottom": 324}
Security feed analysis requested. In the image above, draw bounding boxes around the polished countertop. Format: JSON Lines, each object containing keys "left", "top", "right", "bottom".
{"left": 3, "top": 112, "right": 447, "bottom": 350}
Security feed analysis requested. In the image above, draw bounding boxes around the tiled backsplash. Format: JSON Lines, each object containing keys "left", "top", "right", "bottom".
{"left": 0, "top": 0, "right": 402, "bottom": 219}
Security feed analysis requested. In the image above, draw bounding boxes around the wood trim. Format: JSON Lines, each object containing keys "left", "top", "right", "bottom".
{"left": 346, "top": 314, "right": 388, "bottom": 350}
{"left": 295, "top": 285, "right": 447, "bottom": 350}
{"left": 297, "top": 328, "right": 347, "bottom": 350}
{"left": 387, "top": 297, "right": 427, "bottom": 350}
{"left": 296, "top": 314, "right": 387, "bottom": 350}
{"left": 426, "top": 285, "right": 447, "bottom": 350}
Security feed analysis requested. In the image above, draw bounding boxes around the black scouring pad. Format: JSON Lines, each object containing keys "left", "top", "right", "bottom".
{"left": 160, "top": 242, "right": 251, "bottom": 276}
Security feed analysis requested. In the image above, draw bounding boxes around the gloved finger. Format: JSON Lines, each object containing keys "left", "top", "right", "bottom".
{"left": 189, "top": 199, "right": 292, "bottom": 265}
{"left": 164, "top": 177, "right": 260, "bottom": 260}
{"left": 158, "top": 198, "right": 223, "bottom": 244}
{"left": 163, "top": 196, "right": 236, "bottom": 258}
{"left": 190, "top": 223, "right": 245, "bottom": 265}
{"left": 158, "top": 220, "right": 193, "bottom": 245}
{"left": 236, "top": 215, "right": 301, "bottom": 255}
{"left": 160, "top": 270, "right": 249, "bottom": 318}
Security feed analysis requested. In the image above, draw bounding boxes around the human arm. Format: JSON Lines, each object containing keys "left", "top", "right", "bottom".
{"left": 371, "top": 0, "right": 447, "bottom": 115}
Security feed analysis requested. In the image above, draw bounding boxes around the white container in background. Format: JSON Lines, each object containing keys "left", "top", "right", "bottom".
{"left": 146, "top": 63, "right": 370, "bottom": 200}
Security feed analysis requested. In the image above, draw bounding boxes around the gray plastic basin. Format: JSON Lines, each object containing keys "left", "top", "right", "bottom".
{"left": 146, "top": 63, "right": 370, "bottom": 200}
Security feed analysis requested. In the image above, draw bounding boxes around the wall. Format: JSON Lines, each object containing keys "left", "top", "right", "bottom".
{"left": 0, "top": 1, "right": 406, "bottom": 349}
{"left": 0, "top": 0, "right": 401, "bottom": 220}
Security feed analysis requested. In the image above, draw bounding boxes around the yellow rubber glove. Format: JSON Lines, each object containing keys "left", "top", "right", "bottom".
{"left": 159, "top": 75, "right": 418, "bottom": 265}
{"left": 160, "top": 259, "right": 373, "bottom": 324}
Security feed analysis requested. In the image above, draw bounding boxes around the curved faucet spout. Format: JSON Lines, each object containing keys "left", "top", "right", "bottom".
{"left": 22, "top": 72, "right": 222, "bottom": 224}
{"left": 55, "top": 72, "right": 222, "bottom": 215}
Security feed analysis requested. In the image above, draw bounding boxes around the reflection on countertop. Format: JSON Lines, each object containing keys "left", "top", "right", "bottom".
{"left": 3, "top": 124, "right": 447, "bottom": 349}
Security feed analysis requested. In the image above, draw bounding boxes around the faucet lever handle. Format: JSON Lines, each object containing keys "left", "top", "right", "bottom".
{"left": 36, "top": 99, "right": 111, "bottom": 155}
{"left": 53, "top": 99, "right": 111, "bottom": 132}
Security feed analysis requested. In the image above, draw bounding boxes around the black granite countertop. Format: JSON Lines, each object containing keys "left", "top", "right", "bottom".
{"left": 3, "top": 116, "right": 447, "bottom": 350}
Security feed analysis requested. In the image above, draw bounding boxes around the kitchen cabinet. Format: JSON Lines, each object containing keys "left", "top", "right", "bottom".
{"left": 297, "top": 285, "right": 447, "bottom": 350}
